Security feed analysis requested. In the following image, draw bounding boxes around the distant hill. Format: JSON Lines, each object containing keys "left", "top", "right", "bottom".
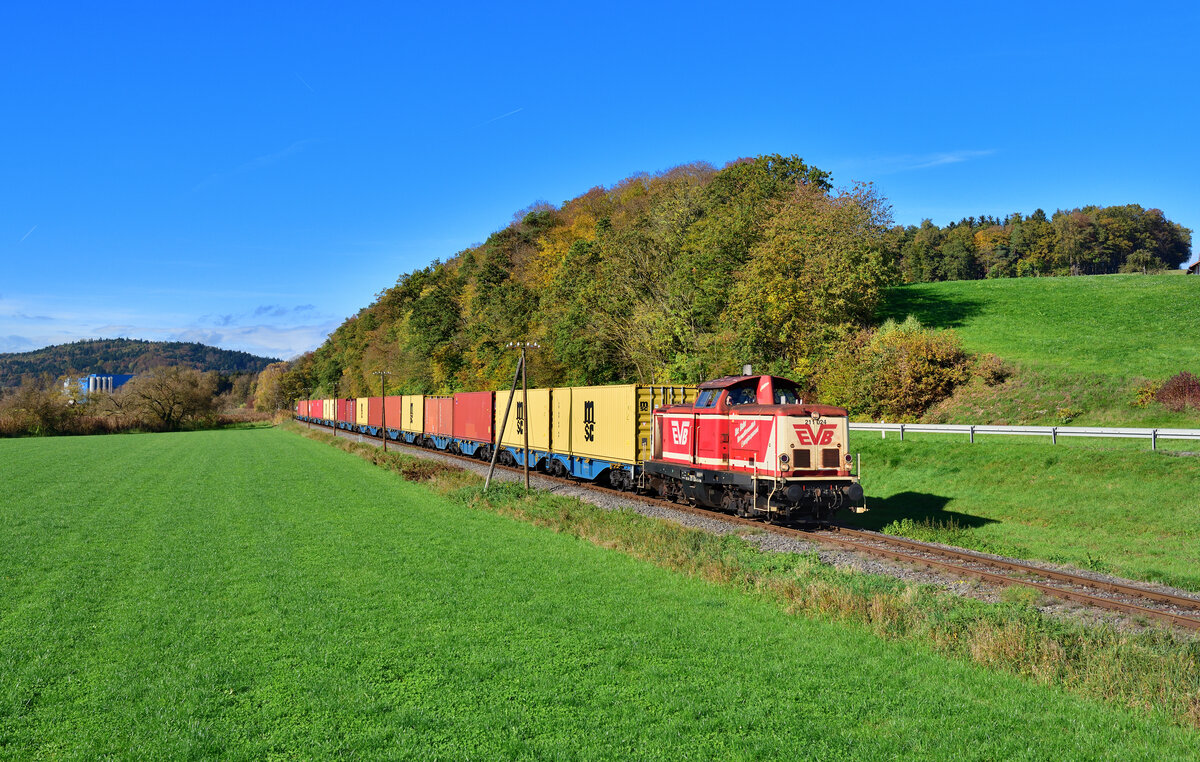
{"left": 0, "top": 339, "right": 280, "bottom": 388}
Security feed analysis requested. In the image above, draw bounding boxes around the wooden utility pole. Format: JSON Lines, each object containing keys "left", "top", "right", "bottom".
{"left": 331, "top": 382, "right": 338, "bottom": 438}
{"left": 373, "top": 371, "right": 391, "bottom": 453}
{"left": 512, "top": 341, "right": 539, "bottom": 491}
{"left": 521, "top": 343, "right": 529, "bottom": 490}
{"left": 485, "top": 354, "right": 523, "bottom": 492}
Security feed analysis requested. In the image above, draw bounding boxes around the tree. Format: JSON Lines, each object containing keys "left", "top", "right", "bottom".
{"left": 120, "top": 366, "right": 218, "bottom": 429}
{"left": 0, "top": 375, "right": 77, "bottom": 435}
{"left": 1120, "top": 250, "right": 1166, "bottom": 274}
{"left": 722, "top": 182, "right": 894, "bottom": 378}
{"left": 254, "top": 362, "right": 290, "bottom": 411}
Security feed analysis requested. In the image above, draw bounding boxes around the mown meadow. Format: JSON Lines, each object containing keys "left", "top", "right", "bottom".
{"left": 3, "top": 427, "right": 1198, "bottom": 758}
{"left": 882, "top": 273, "right": 1200, "bottom": 426}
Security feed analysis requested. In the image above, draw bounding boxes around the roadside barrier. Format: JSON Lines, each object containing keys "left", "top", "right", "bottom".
{"left": 848, "top": 422, "right": 1200, "bottom": 450}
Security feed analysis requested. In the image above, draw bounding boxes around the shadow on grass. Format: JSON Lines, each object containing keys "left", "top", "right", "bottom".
{"left": 878, "top": 287, "right": 985, "bottom": 329}
{"left": 842, "top": 491, "right": 997, "bottom": 531}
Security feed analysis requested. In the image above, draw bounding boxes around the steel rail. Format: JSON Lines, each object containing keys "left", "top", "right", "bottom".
{"left": 825, "top": 525, "right": 1200, "bottom": 612}
{"left": 298, "top": 417, "right": 1200, "bottom": 631}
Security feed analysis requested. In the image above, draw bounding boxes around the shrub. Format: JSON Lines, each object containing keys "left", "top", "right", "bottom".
{"left": 1156, "top": 371, "right": 1200, "bottom": 412}
{"left": 818, "top": 317, "right": 972, "bottom": 421}
{"left": 973, "top": 353, "right": 1011, "bottom": 386}
{"left": 0, "top": 380, "right": 78, "bottom": 436}
{"left": 1056, "top": 407, "right": 1082, "bottom": 424}
{"left": 1130, "top": 379, "right": 1162, "bottom": 408}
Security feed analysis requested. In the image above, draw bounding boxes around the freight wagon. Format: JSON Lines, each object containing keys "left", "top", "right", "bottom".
{"left": 337, "top": 399, "right": 355, "bottom": 430}
{"left": 296, "top": 373, "right": 862, "bottom": 519}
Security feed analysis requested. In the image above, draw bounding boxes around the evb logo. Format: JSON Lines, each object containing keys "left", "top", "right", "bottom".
{"left": 670, "top": 419, "right": 689, "bottom": 446}
{"left": 794, "top": 423, "right": 837, "bottom": 446}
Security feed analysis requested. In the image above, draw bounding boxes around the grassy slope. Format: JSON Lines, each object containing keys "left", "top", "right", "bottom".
{"left": 847, "top": 433, "right": 1200, "bottom": 590}
{"left": 2, "top": 429, "right": 1196, "bottom": 758}
{"left": 880, "top": 273, "right": 1200, "bottom": 426}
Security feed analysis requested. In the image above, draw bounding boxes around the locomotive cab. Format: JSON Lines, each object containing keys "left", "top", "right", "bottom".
{"left": 643, "top": 374, "right": 864, "bottom": 520}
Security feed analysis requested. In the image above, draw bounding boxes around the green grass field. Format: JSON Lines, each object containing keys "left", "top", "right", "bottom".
{"left": 881, "top": 273, "right": 1200, "bottom": 379}
{"left": 846, "top": 433, "right": 1200, "bottom": 591}
{"left": 880, "top": 273, "right": 1200, "bottom": 426}
{"left": 3, "top": 428, "right": 1198, "bottom": 758}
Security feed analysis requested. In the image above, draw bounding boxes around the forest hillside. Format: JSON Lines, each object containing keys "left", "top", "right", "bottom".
{"left": 274, "top": 155, "right": 1194, "bottom": 423}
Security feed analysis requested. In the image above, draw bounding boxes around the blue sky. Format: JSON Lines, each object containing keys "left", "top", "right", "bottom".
{"left": 2, "top": 1, "right": 1197, "bottom": 359}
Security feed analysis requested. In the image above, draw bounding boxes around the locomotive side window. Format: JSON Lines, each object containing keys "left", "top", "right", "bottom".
{"left": 727, "top": 383, "right": 757, "bottom": 406}
{"left": 695, "top": 389, "right": 719, "bottom": 408}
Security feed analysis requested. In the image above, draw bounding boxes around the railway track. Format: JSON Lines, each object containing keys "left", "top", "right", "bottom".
{"left": 313, "top": 421, "right": 1200, "bottom": 632}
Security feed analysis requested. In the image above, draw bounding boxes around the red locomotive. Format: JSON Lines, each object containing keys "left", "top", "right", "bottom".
{"left": 643, "top": 374, "right": 863, "bottom": 520}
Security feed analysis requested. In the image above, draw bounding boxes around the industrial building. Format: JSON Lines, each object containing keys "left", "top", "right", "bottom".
{"left": 66, "top": 374, "right": 135, "bottom": 399}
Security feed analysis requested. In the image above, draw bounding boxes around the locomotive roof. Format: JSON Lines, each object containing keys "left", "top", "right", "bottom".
{"left": 698, "top": 374, "right": 796, "bottom": 390}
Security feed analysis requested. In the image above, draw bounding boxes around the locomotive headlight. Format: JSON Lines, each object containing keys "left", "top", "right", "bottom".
{"left": 779, "top": 453, "right": 789, "bottom": 465}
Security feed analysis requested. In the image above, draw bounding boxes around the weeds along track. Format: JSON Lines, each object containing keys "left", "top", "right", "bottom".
{"left": 307, "top": 421, "right": 1200, "bottom": 632}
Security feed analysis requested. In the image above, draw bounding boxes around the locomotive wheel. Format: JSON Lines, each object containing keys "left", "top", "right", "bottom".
{"left": 720, "top": 491, "right": 737, "bottom": 516}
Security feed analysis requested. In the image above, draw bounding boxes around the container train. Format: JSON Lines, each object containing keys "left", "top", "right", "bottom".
{"left": 296, "top": 373, "right": 864, "bottom": 520}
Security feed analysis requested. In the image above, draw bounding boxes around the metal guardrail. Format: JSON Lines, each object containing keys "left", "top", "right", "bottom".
{"left": 848, "top": 422, "right": 1200, "bottom": 450}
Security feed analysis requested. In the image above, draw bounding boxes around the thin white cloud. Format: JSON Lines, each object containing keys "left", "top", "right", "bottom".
{"left": 473, "top": 107, "right": 523, "bottom": 129}
{"left": 905, "top": 150, "right": 997, "bottom": 170}
{"left": 238, "top": 139, "right": 318, "bottom": 173}
{"left": 839, "top": 149, "right": 997, "bottom": 176}
{"left": 168, "top": 321, "right": 340, "bottom": 359}
{"left": 0, "top": 335, "right": 38, "bottom": 353}
{"left": 0, "top": 294, "right": 341, "bottom": 360}
{"left": 192, "top": 139, "right": 319, "bottom": 191}
{"left": 18, "top": 225, "right": 37, "bottom": 243}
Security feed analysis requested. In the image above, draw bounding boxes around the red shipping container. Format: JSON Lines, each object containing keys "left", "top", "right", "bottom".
{"left": 338, "top": 399, "right": 355, "bottom": 424}
{"left": 453, "top": 392, "right": 493, "bottom": 444}
{"left": 367, "top": 397, "right": 383, "bottom": 427}
{"left": 424, "top": 397, "right": 454, "bottom": 437}
{"left": 384, "top": 395, "right": 402, "bottom": 430}
{"left": 309, "top": 400, "right": 322, "bottom": 418}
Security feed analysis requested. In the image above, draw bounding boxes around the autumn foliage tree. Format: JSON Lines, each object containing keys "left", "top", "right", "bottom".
{"left": 119, "top": 366, "right": 218, "bottom": 429}
{"left": 894, "top": 204, "right": 1190, "bottom": 282}
{"left": 278, "top": 154, "right": 904, "bottom": 405}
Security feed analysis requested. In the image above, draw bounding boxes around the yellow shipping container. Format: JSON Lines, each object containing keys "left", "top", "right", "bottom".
{"left": 356, "top": 397, "right": 369, "bottom": 426}
{"left": 496, "top": 388, "right": 551, "bottom": 450}
{"left": 401, "top": 395, "right": 424, "bottom": 434}
{"left": 553, "top": 384, "right": 696, "bottom": 464}
{"left": 636, "top": 385, "right": 696, "bottom": 461}
{"left": 323, "top": 398, "right": 335, "bottom": 420}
